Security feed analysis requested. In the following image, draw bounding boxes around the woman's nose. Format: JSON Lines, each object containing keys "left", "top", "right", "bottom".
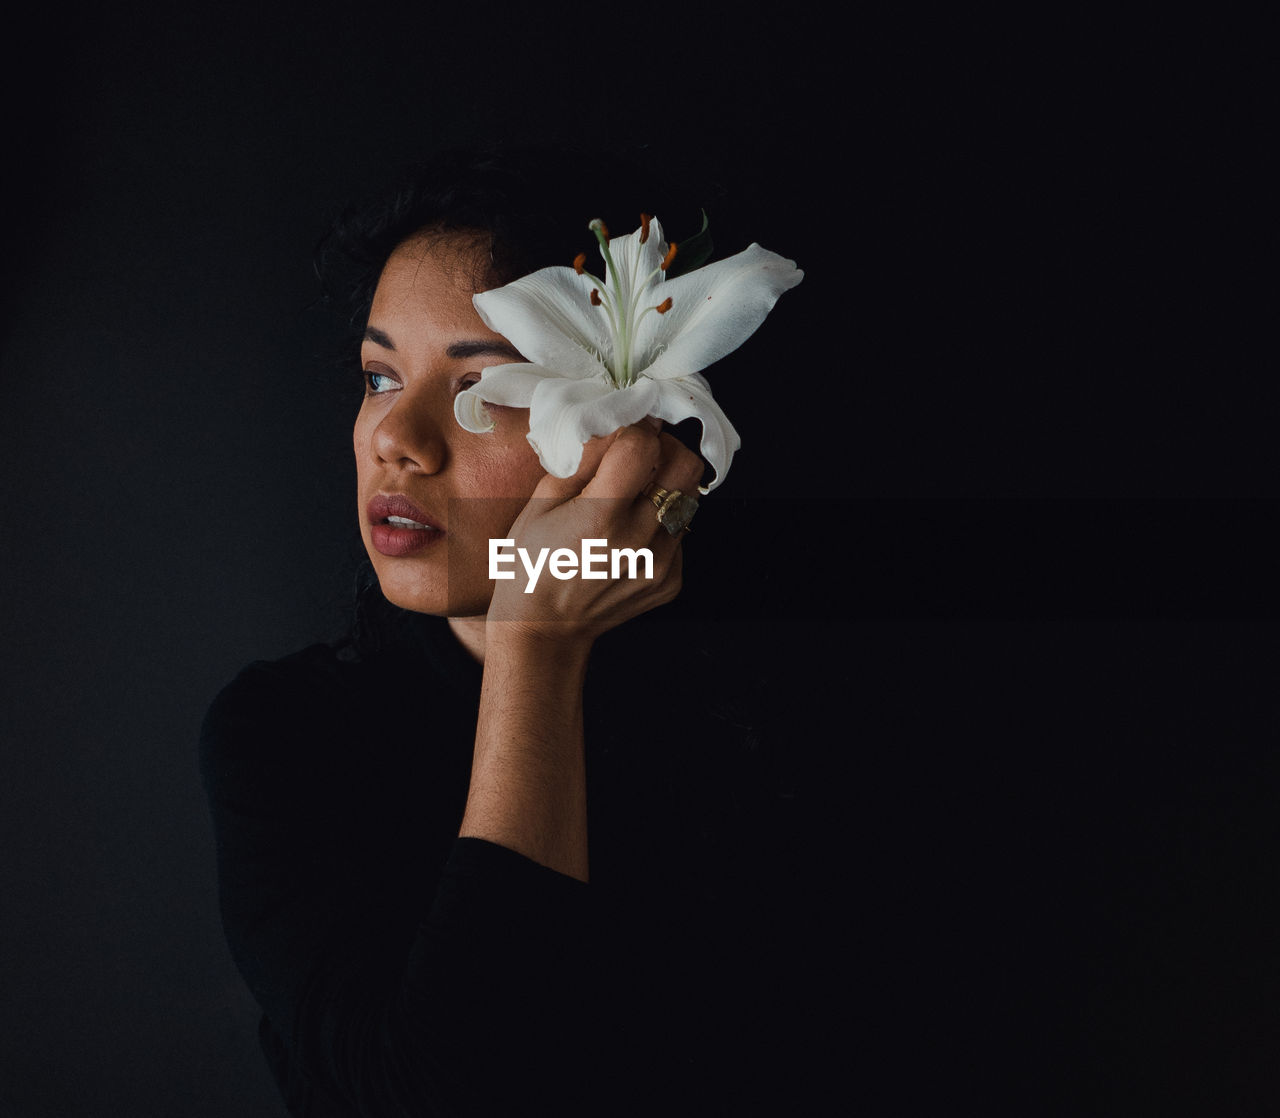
{"left": 370, "top": 391, "right": 448, "bottom": 474}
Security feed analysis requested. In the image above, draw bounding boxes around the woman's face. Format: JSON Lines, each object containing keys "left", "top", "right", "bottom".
{"left": 354, "top": 233, "right": 545, "bottom": 616}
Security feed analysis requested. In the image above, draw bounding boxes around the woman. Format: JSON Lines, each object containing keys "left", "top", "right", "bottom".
{"left": 200, "top": 146, "right": 798, "bottom": 1116}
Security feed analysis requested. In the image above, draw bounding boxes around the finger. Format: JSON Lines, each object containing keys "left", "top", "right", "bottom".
{"left": 652, "top": 433, "right": 705, "bottom": 496}
{"left": 531, "top": 428, "right": 626, "bottom": 504}
{"left": 628, "top": 435, "right": 704, "bottom": 547}
{"left": 636, "top": 435, "right": 704, "bottom": 524}
{"left": 580, "top": 423, "right": 663, "bottom": 501}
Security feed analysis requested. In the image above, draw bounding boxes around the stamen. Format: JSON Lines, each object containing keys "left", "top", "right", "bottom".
{"left": 660, "top": 242, "right": 678, "bottom": 271}
{"left": 590, "top": 288, "right": 602, "bottom": 306}
{"left": 573, "top": 252, "right": 587, "bottom": 274}
{"left": 656, "top": 297, "right": 673, "bottom": 314}
{"left": 639, "top": 213, "right": 652, "bottom": 244}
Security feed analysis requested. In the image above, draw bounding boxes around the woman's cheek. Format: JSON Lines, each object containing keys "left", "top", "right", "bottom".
{"left": 473, "top": 412, "right": 544, "bottom": 492}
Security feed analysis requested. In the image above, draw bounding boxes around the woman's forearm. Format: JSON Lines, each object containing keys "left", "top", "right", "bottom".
{"left": 458, "top": 627, "right": 593, "bottom": 882}
{"left": 456, "top": 422, "right": 704, "bottom": 884}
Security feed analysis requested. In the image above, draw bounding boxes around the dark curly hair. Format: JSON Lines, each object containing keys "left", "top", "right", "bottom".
{"left": 314, "top": 141, "right": 718, "bottom": 361}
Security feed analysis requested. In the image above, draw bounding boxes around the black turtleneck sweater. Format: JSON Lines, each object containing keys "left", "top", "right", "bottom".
{"left": 199, "top": 607, "right": 801, "bottom": 1117}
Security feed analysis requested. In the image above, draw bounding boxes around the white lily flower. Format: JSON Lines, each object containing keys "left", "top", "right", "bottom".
{"left": 453, "top": 215, "right": 803, "bottom": 492}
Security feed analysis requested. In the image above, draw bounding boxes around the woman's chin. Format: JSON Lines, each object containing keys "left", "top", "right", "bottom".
{"left": 372, "top": 564, "right": 492, "bottom": 619}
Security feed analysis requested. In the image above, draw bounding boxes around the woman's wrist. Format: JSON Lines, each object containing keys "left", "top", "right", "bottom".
{"left": 463, "top": 622, "right": 592, "bottom": 881}
{"left": 483, "top": 618, "right": 596, "bottom": 675}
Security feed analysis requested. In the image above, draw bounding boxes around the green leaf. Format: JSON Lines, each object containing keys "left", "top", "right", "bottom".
{"left": 664, "top": 210, "right": 713, "bottom": 278}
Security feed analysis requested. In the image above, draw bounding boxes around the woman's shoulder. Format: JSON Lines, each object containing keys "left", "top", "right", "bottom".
{"left": 205, "top": 609, "right": 477, "bottom": 732}
{"left": 200, "top": 642, "right": 350, "bottom": 758}
{"left": 196, "top": 643, "right": 367, "bottom": 823}
{"left": 198, "top": 612, "right": 481, "bottom": 798}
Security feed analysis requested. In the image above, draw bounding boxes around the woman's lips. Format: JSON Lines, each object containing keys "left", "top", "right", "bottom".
{"left": 370, "top": 522, "right": 442, "bottom": 557}
{"left": 366, "top": 494, "right": 444, "bottom": 557}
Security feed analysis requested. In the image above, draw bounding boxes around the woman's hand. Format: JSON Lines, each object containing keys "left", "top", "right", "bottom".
{"left": 459, "top": 420, "right": 704, "bottom": 882}
{"left": 487, "top": 419, "right": 706, "bottom": 647}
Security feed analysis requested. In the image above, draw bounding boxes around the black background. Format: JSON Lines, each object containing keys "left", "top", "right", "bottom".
{"left": 1, "top": 6, "right": 1275, "bottom": 1116}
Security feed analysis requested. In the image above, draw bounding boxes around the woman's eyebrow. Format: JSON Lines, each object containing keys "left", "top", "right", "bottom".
{"left": 446, "top": 339, "right": 525, "bottom": 362}
{"left": 361, "top": 329, "right": 523, "bottom": 363}
{"left": 363, "top": 325, "right": 395, "bottom": 351}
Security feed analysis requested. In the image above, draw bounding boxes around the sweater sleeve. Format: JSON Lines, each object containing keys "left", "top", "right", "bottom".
{"left": 198, "top": 651, "right": 598, "bottom": 1117}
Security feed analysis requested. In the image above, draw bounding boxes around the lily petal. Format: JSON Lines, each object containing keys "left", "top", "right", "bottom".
{"left": 473, "top": 268, "right": 612, "bottom": 380}
{"left": 455, "top": 362, "right": 563, "bottom": 432}
{"left": 636, "top": 244, "right": 803, "bottom": 381}
{"left": 527, "top": 375, "right": 661, "bottom": 478}
{"left": 469, "top": 362, "right": 560, "bottom": 407}
{"left": 454, "top": 389, "right": 495, "bottom": 433}
{"left": 651, "top": 373, "right": 742, "bottom": 493}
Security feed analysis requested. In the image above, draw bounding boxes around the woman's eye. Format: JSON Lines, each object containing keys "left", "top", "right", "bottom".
{"left": 362, "top": 370, "right": 399, "bottom": 395}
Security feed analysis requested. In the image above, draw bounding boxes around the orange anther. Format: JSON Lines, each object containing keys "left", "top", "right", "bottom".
{"left": 656, "top": 297, "right": 673, "bottom": 314}
{"left": 573, "top": 252, "right": 587, "bottom": 274}
{"left": 590, "top": 288, "right": 602, "bottom": 306}
{"left": 640, "top": 213, "right": 652, "bottom": 244}
{"left": 660, "top": 242, "right": 678, "bottom": 271}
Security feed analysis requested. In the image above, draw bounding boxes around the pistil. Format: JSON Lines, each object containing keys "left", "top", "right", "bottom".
{"left": 581, "top": 216, "right": 680, "bottom": 389}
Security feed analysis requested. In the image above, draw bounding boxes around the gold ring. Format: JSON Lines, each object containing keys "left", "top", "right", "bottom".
{"left": 646, "top": 484, "right": 673, "bottom": 510}
{"left": 643, "top": 484, "right": 698, "bottom": 536}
